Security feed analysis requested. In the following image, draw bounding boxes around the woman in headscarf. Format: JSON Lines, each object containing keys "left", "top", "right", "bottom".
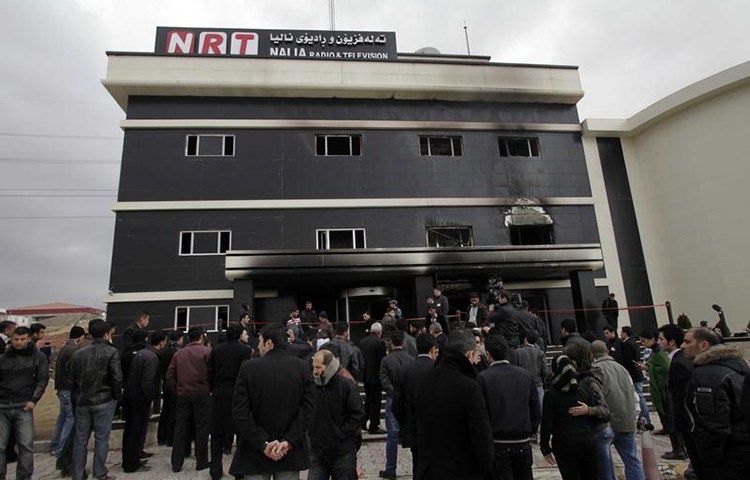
{"left": 539, "top": 354, "right": 601, "bottom": 480}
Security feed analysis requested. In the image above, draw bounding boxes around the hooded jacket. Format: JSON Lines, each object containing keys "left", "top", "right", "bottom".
{"left": 686, "top": 344, "right": 750, "bottom": 465}
{"left": 0, "top": 342, "right": 49, "bottom": 406}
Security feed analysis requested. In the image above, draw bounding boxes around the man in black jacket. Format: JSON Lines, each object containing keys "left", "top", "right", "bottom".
{"left": 414, "top": 329, "right": 493, "bottom": 480}
{"left": 69, "top": 318, "right": 122, "bottom": 480}
{"left": 309, "top": 349, "right": 365, "bottom": 479}
{"left": 358, "top": 321, "right": 386, "bottom": 434}
{"left": 415, "top": 329, "right": 493, "bottom": 480}
{"left": 490, "top": 292, "right": 522, "bottom": 348}
{"left": 394, "top": 333, "right": 438, "bottom": 478}
{"left": 379, "top": 330, "right": 414, "bottom": 480}
{"left": 208, "top": 323, "right": 253, "bottom": 480}
{"left": 683, "top": 327, "right": 750, "bottom": 479}
{"left": 49, "top": 325, "right": 85, "bottom": 457}
{"left": 657, "top": 324, "right": 690, "bottom": 461}
{"left": 229, "top": 323, "right": 315, "bottom": 479}
{"left": 478, "top": 334, "right": 540, "bottom": 480}
{"left": 619, "top": 325, "right": 650, "bottom": 426}
{"left": 121, "top": 310, "right": 149, "bottom": 352}
{"left": 157, "top": 330, "right": 184, "bottom": 447}
{"left": 122, "top": 330, "right": 166, "bottom": 473}
{"left": 0, "top": 326, "right": 49, "bottom": 480}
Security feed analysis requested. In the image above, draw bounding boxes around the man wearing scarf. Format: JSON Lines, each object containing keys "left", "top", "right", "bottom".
{"left": 308, "top": 349, "right": 364, "bottom": 479}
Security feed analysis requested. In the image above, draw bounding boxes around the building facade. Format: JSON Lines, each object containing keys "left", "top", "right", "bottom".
{"left": 103, "top": 28, "right": 618, "bottom": 342}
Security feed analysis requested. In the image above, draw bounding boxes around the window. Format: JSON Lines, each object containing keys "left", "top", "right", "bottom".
{"left": 419, "top": 136, "right": 463, "bottom": 156}
{"left": 316, "top": 229, "right": 366, "bottom": 249}
{"left": 175, "top": 305, "right": 229, "bottom": 332}
{"left": 509, "top": 225, "right": 554, "bottom": 245}
{"left": 498, "top": 137, "right": 540, "bottom": 158}
{"left": 179, "top": 230, "right": 231, "bottom": 255}
{"left": 185, "top": 135, "right": 235, "bottom": 156}
{"left": 315, "top": 135, "right": 362, "bottom": 156}
{"left": 426, "top": 226, "right": 474, "bottom": 247}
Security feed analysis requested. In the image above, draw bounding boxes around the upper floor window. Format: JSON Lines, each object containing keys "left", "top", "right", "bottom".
{"left": 419, "top": 136, "right": 463, "bottom": 156}
{"left": 427, "top": 226, "right": 474, "bottom": 247}
{"left": 498, "top": 137, "right": 540, "bottom": 158}
{"left": 175, "top": 305, "right": 229, "bottom": 332}
{"left": 186, "top": 134, "right": 235, "bottom": 156}
{"left": 179, "top": 230, "right": 231, "bottom": 256}
{"left": 509, "top": 225, "right": 554, "bottom": 245}
{"left": 316, "top": 135, "right": 362, "bottom": 156}
{"left": 317, "top": 228, "right": 366, "bottom": 250}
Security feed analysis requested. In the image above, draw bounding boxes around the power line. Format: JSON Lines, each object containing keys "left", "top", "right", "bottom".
{"left": 0, "top": 132, "right": 122, "bottom": 140}
{"left": 0, "top": 157, "right": 120, "bottom": 165}
{"left": 0, "top": 215, "right": 114, "bottom": 219}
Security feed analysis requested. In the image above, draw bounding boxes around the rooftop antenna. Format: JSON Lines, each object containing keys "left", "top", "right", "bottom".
{"left": 463, "top": 21, "right": 471, "bottom": 55}
{"left": 329, "top": 0, "right": 336, "bottom": 30}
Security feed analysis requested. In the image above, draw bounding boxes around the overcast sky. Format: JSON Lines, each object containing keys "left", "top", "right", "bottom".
{"left": 1, "top": 0, "right": 749, "bottom": 310}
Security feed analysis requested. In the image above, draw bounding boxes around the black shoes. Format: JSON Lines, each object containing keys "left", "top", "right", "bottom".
{"left": 379, "top": 470, "right": 397, "bottom": 480}
{"left": 368, "top": 427, "right": 387, "bottom": 435}
{"left": 662, "top": 451, "right": 688, "bottom": 460}
{"left": 138, "top": 451, "right": 153, "bottom": 459}
{"left": 123, "top": 462, "right": 150, "bottom": 473}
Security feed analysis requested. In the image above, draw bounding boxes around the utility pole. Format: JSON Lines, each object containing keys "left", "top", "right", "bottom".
{"left": 463, "top": 22, "right": 471, "bottom": 55}
{"left": 329, "top": 0, "right": 336, "bottom": 30}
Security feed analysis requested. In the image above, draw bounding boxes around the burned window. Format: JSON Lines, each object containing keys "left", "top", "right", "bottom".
{"left": 498, "top": 137, "right": 540, "bottom": 158}
{"left": 509, "top": 225, "right": 554, "bottom": 245}
{"left": 315, "top": 135, "right": 362, "bottom": 156}
{"left": 505, "top": 203, "right": 554, "bottom": 245}
{"left": 316, "top": 229, "right": 366, "bottom": 249}
{"left": 419, "top": 136, "right": 463, "bottom": 156}
{"left": 426, "top": 226, "right": 474, "bottom": 247}
{"left": 185, "top": 135, "right": 235, "bottom": 156}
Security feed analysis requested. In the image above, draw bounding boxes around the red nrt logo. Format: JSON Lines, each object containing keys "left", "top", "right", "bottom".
{"left": 165, "top": 30, "right": 258, "bottom": 56}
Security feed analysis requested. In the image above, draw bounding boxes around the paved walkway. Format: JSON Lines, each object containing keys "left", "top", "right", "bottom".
{"left": 10, "top": 427, "right": 690, "bottom": 480}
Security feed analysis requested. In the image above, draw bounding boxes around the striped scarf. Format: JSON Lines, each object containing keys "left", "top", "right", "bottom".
{"left": 551, "top": 354, "right": 578, "bottom": 392}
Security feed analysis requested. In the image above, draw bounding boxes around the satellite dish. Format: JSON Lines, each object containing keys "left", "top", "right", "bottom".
{"left": 414, "top": 47, "right": 441, "bottom": 55}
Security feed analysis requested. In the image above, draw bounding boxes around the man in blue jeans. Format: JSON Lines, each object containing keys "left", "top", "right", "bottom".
{"left": 70, "top": 319, "right": 122, "bottom": 480}
{"left": 49, "top": 326, "right": 85, "bottom": 457}
{"left": 378, "top": 331, "right": 413, "bottom": 480}
{"left": 592, "top": 341, "right": 645, "bottom": 480}
{"left": 0, "top": 326, "right": 50, "bottom": 480}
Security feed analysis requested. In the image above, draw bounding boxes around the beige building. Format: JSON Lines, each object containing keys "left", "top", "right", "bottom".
{"left": 583, "top": 60, "right": 750, "bottom": 331}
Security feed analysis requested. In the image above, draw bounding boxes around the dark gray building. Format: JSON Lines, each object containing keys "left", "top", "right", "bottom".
{"left": 103, "top": 28, "right": 613, "bottom": 343}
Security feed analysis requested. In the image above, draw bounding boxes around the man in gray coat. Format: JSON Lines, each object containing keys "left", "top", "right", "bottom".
{"left": 592, "top": 340, "right": 645, "bottom": 480}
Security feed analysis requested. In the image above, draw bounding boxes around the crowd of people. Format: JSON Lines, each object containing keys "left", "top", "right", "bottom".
{"left": 0, "top": 289, "right": 749, "bottom": 480}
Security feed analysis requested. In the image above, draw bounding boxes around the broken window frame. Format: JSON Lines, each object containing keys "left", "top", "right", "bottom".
{"left": 498, "top": 137, "right": 540, "bottom": 158}
{"left": 426, "top": 226, "right": 474, "bottom": 248}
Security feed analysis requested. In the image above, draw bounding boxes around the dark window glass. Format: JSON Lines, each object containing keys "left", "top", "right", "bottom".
{"left": 223, "top": 136, "right": 235, "bottom": 156}
{"left": 509, "top": 225, "right": 554, "bottom": 245}
{"left": 355, "top": 230, "right": 365, "bottom": 248}
{"left": 328, "top": 230, "right": 354, "bottom": 249}
{"left": 316, "top": 136, "right": 327, "bottom": 155}
{"left": 317, "top": 230, "right": 328, "bottom": 249}
{"left": 186, "top": 135, "right": 198, "bottom": 156}
{"left": 180, "top": 232, "right": 192, "bottom": 254}
{"left": 351, "top": 136, "right": 362, "bottom": 155}
{"left": 176, "top": 307, "right": 188, "bottom": 331}
{"left": 419, "top": 136, "right": 462, "bottom": 156}
{"left": 218, "top": 306, "right": 230, "bottom": 330}
{"left": 499, "top": 137, "right": 540, "bottom": 158}
{"left": 326, "top": 136, "right": 351, "bottom": 155}
{"left": 198, "top": 136, "right": 223, "bottom": 156}
{"left": 419, "top": 137, "right": 429, "bottom": 155}
{"left": 219, "top": 231, "right": 231, "bottom": 253}
{"left": 189, "top": 306, "right": 216, "bottom": 331}
{"left": 498, "top": 139, "right": 509, "bottom": 157}
{"left": 427, "top": 227, "right": 473, "bottom": 247}
{"left": 192, "top": 231, "right": 219, "bottom": 254}
{"left": 507, "top": 138, "right": 530, "bottom": 157}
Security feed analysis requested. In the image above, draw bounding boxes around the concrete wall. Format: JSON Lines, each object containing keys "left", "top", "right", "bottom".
{"left": 624, "top": 83, "right": 750, "bottom": 331}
